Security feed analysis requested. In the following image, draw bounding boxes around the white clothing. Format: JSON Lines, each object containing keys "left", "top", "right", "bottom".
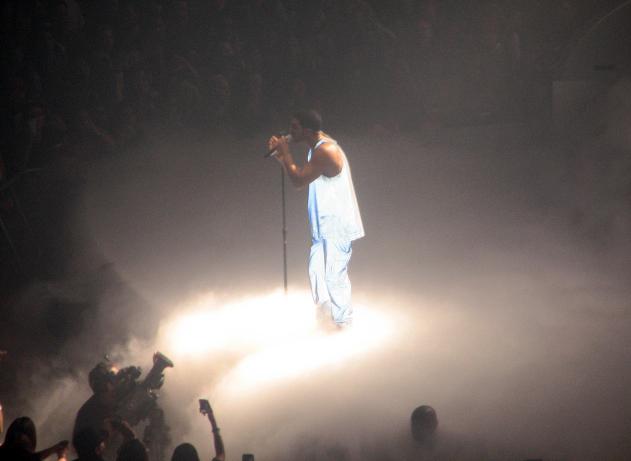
{"left": 306, "top": 137, "right": 363, "bottom": 325}
{"left": 307, "top": 138, "right": 364, "bottom": 242}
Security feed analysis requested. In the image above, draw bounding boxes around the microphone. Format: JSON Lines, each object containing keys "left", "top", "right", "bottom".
{"left": 264, "top": 134, "right": 292, "bottom": 158}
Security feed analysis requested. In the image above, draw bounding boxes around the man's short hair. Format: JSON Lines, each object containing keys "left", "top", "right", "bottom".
{"left": 293, "top": 109, "right": 322, "bottom": 132}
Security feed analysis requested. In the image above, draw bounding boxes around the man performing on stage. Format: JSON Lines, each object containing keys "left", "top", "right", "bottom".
{"left": 268, "top": 110, "right": 364, "bottom": 328}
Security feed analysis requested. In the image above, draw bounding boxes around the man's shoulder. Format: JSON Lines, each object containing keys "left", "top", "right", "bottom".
{"left": 76, "top": 394, "right": 100, "bottom": 413}
{"left": 313, "top": 141, "right": 342, "bottom": 163}
{"left": 315, "top": 138, "right": 339, "bottom": 151}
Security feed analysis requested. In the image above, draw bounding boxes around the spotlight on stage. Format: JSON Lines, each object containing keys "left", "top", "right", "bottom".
{"left": 159, "top": 290, "right": 395, "bottom": 392}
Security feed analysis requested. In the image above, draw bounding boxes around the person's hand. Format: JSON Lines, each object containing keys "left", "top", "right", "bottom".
{"left": 267, "top": 135, "right": 280, "bottom": 156}
{"left": 200, "top": 401, "right": 215, "bottom": 419}
{"left": 267, "top": 135, "right": 289, "bottom": 162}
{"left": 200, "top": 399, "right": 220, "bottom": 430}
{"left": 54, "top": 440, "right": 69, "bottom": 459}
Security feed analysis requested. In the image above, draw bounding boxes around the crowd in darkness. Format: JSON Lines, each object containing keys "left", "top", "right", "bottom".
{"left": 0, "top": 0, "right": 608, "bottom": 178}
{"left": 0, "top": 345, "right": 450, "bottom": 461}
{"left": 0, "top": 350, "right": 229, "bottom": 461}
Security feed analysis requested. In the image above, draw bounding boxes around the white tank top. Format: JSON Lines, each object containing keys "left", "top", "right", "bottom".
{"left": 307, "top": 137, "right": 365, "bottom": 242}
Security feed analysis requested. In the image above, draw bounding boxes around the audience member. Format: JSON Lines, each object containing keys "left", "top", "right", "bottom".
{"left": 0, "top": 416, "right": 68, "bottom": 461}
{"left": 404, "top": 405, "right": 487, "bottom": 460}
{"left": 116, "top": 438, "right": 148, "bottom": 461}
{"left": 410, "top": 404, "right": 439, "bottom": 445}
{"left": 171, "top": 400, "right": 225, "bottom": 461}
{"left": 73, "top": 417, "right": 136, "bottom": 461}
{"left": 72, "top": 362, "right": 117, "bottom": 450}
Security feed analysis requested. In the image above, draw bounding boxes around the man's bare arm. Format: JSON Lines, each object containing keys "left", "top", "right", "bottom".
{"left": 276, "top": 142, "right": 342, "bottom": 189}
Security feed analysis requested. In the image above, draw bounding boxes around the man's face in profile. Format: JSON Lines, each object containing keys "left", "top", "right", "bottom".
{"left": 290, "top": 118, "right": 304, "bottom": 141}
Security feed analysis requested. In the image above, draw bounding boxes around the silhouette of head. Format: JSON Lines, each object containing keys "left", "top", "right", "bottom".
{"left": 89, "top": 362, "right": 116, "bottom": 394}
{"left": 171, "top": 443, "right": 200, "bottom": 461}
{"left": 411, "top": 405, "right": 438, "bottom": 443}
{"left": 117, "top": 438, "right": 149, "bottom": 461}
{"left": 4, "top": 416, "right": 37, "bottom": 452}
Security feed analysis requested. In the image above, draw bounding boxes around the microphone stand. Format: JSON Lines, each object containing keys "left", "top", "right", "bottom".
{"left": 281, "top": 167, "right": 288, "bottom": 294}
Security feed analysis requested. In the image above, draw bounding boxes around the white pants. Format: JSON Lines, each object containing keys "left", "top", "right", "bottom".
{"left": 308, "top": 239, "right": 353, "bottom": 324}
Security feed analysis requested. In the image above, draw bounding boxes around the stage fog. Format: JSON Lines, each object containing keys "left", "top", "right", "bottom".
{"left": 6, "top": 121, "right": 631, "bottom": 461}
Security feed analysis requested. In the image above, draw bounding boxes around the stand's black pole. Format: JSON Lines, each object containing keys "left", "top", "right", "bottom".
{"left": 281, "top": 167, "right": 288, "bottom": 294}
